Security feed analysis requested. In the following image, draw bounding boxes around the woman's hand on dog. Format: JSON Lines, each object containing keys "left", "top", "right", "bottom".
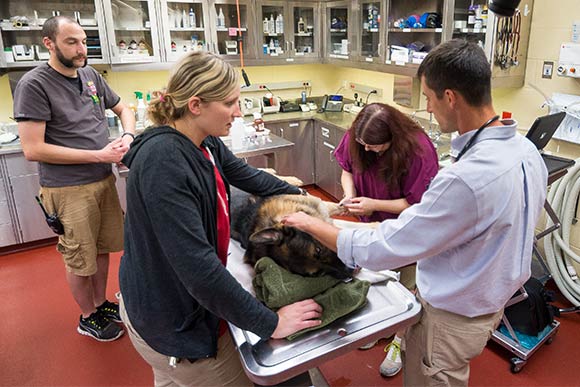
{"left": 341, "top": 196, "right": 375, "bottom": 216}
{"left": 271, "top": 299, "right": 323, "bottom": 339}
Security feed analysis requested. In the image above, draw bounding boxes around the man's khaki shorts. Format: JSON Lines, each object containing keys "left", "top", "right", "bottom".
{"left": 40, "top": 174, "right": 124, "bottom": 276}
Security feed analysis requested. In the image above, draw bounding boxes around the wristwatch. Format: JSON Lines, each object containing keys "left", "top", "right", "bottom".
{"left": 121, "top": 132, "right": 135, "bottom": 139}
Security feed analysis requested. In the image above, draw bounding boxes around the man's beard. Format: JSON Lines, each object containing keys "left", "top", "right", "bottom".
{"left": 55, "top": 44, "right": 87, "bottom": 69}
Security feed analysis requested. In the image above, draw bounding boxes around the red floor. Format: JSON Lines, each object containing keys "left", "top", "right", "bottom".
{"left": 2, "top": 188, "right": 580, "bottom": 386}
{"left": 2, "top": 245, "right": 580, "bottom": 386}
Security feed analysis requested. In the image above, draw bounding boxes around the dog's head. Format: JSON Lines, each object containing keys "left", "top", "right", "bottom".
{"left": 248, "top": 224, "right": 353, "bottom": 280}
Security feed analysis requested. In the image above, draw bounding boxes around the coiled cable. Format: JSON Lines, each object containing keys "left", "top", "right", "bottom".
{"left": 544, "top": 159, "right": 580, "bottom": 306}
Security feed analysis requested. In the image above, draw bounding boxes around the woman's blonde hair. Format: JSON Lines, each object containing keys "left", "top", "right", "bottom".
{"left": 148, "top": 51, "right": 239, "bottom": 126}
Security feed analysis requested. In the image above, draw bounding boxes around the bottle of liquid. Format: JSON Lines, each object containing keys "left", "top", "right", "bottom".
{"left": 297, "top": 17, "right": 306, "bottom": 34}
{"left": 231, "top": 117, "right": 245, "bottom": 150}
{"left": 182, "top": 9, "right": 188, "bottom": 28}
{"left": 275, "top": 14, "right": 284, "bottom": 34}
{"left": 269, "top": 14, "right": 275, "bottom": 35}
{"left": 189, "top": 8, "right": 196, "bottom": 28}
{"left": 269, "top": 38, "right": 275, "bottom": 54}
{"left": 263, "top": 17, "right": 269, "bottom": 34}
{"left": 134, "top": 91, "right": 146, "bottom": 126}
{"left": 467, "top": 4, "right": 476, "bottom": 27}
{"left": 481, "top": 5, "right": 488, "bottom": 27}
{"left": 217, "top": 7, "right": 225, "bottom": 28}
{"left": 252, "top": 112, "right": 265, "bottom": 132}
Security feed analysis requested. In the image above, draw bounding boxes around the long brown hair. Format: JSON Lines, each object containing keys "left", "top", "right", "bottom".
{"left": 348, "top": 103, "right": 424, "bottom": 191}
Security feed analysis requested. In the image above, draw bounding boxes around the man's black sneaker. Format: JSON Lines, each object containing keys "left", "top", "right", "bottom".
{"left": 96, "top": 300, "right": 122, "bottom": 322}
{"left": 78, "top": 312, "right": 124, "bottom": 342}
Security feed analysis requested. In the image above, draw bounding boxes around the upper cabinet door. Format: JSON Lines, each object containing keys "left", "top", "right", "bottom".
{"left": 289, "top": 1, "right": 321, "bottom": 60}
{"left": 325, "top": 1, "right": 355, "bottom": 60}
{"left": 0, "top": 0, "right": 109, "bottom": 68}
{"left": 158, "top": 0, "right": 211, "bottom": 63}
{"left": 208, "top": 0, "right": 255, "bottom": 61}
{"left": 354, "top": 0, "right": 386, "bottom": 63}
{"left": 101, "top": 0, "right": 161, "bottom": 64}
{"left": 256, "top": 0, "right": 289, "bottom": 59}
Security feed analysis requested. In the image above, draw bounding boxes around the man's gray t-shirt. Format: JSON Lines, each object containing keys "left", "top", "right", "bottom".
{"left": 13, "top": 63, "right": 120, "bottom": 187}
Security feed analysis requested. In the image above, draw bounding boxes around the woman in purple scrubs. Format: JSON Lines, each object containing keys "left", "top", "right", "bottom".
{"left": 334, "top": 102, "right": 439, "bottom": 377}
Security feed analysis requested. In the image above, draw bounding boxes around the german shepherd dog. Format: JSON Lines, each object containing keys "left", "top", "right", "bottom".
{"left": 230, "top": 188, "right": 353, "bottom": 280}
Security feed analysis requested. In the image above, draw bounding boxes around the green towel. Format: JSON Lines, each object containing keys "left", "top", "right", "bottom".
{"left": 253, "top": 257, "right": 371, "bottom": 341}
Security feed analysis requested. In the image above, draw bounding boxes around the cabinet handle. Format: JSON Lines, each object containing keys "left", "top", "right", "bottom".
{"left": 323, "top": 141, "right": 335, "bottom": 150}
{"left": 321, "top": 127, "right": 330, "bottom": 138}
{"left": 280, "top": 128, "right": 284, "bottom": 137}
{"left": 289, "top": 123, "right": 299, "bottom": 127}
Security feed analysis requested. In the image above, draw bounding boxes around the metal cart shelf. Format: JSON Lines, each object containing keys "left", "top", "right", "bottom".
{"left": 490, "top": 160, "right": 574, "bottom": 373}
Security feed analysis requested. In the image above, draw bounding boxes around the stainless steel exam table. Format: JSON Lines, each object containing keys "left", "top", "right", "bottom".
{"left": 226, "top": 239, "right": 421, "bottom": 386}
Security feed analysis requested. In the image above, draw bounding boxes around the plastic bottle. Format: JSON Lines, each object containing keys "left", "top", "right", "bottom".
{"left": 467, "top": 5, "right": 476, "bottom": 27}
{"left": 217, "top": 7, "right": 225, "bottom": 28}
{"left": 134, "top": 91, "right": 146, "bottom": 125}
{"left": 182, "top": 9, "right": 188, "bottom": 28}
{"left": 252, "top": 112, "right": 265, "bottom": 132}
{"left": 263, "top": 17, "right": 269, "bottom": 34}
{"left": 297, "top": 17, "right": 306, "bottom": 34}
{"left": 269, "top": 14, "right": 275, "bottom": 34}
{"left": 481, "top": 5, "right": 488, "bottom": 27}
{"left": 269, "top": 38, "right": 275, "bottom": 53}
{"left": 231, "top": 117, "right": 245, "bottom": 150}
{"left": 275, "top": 14, "right": 284, "bottom": 34}
{"left": 189, "top": 8, "right": 196, "bottom": 28}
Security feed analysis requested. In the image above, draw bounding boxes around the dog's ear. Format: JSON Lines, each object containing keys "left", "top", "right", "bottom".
{"left": 249, "top": 228, "right": 283, "bottom": 245}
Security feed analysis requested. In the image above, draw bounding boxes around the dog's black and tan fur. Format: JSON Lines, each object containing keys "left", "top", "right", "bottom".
{"left": 231, "top": 189, "right": 353, "bottom": 280}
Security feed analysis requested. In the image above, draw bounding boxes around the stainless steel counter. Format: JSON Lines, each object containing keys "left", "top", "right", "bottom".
{"left": 221, "top": 133, "right": 294, "bottom": 159}
{"left": 117, "top": 133, "right": 294, "bottom": 178}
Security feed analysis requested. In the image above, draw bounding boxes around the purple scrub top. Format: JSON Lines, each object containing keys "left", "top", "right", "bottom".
{"left": 334, "top": 130, "right": 439, "bottom": 222}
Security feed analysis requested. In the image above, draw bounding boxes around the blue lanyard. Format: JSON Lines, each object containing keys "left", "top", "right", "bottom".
{"left": 455, "top": 115, "right": 500, "bottom": 161}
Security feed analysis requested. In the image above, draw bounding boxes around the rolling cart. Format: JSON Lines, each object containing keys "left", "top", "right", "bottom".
{"left": 490, "top": 160, "right": 574, "bottom": 373}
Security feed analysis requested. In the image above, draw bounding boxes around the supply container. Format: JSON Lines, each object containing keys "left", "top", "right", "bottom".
{"left": 231, "top": 117, "right": 245, "bottom": 150}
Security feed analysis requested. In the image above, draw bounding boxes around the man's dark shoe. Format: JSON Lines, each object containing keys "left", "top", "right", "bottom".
{"left": 96, "top": 300, "right": 122, "bottom": 322}
{"left": 78, "top": 312, "right": 124, "bottom": 342}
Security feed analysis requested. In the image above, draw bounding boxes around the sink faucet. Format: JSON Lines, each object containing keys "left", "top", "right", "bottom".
{"left": 411, "top": 110, "right": 441, "bottom": 146}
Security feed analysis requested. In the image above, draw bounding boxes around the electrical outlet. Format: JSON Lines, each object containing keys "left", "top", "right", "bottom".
{"left": 542, "top": 61, "right": 554, "bottom": 79}
{"left": 348, "top": 82, "right": 383, "bottom": 97}
{"left": 302, "top": 81, "right": 311, "bottom": 87}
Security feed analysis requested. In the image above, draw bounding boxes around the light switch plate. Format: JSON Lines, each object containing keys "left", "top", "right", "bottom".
{"left": 542, "top": 61, "right": 554, "bottom": 79}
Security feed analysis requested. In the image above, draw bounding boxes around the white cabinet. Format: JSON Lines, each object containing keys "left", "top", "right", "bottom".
{"left": 0, "top": 0, "right": 110, "bottom": 68}
{"left": 157, "top": 0, "right": 212, "bottom": 63}
{"left": 101, "top": 0, "right": 162, "bottom": 64}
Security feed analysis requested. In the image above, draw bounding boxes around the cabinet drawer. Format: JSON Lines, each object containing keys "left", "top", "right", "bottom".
{"left": 0, "top": 223, "right": 18, "bottom": 247}
{"left": 0, "top": 179, "right": 6, "bottom": 202}
{"left": 0, "top": 201, "right": 12, "bottom": 225}
{"left": 4, "top": 153, "right": 38, "bottom": 177}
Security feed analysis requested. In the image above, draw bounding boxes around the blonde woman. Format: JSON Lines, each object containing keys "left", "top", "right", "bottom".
{"left": 119, "top": 51, "right": 322, "bottom": 387}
